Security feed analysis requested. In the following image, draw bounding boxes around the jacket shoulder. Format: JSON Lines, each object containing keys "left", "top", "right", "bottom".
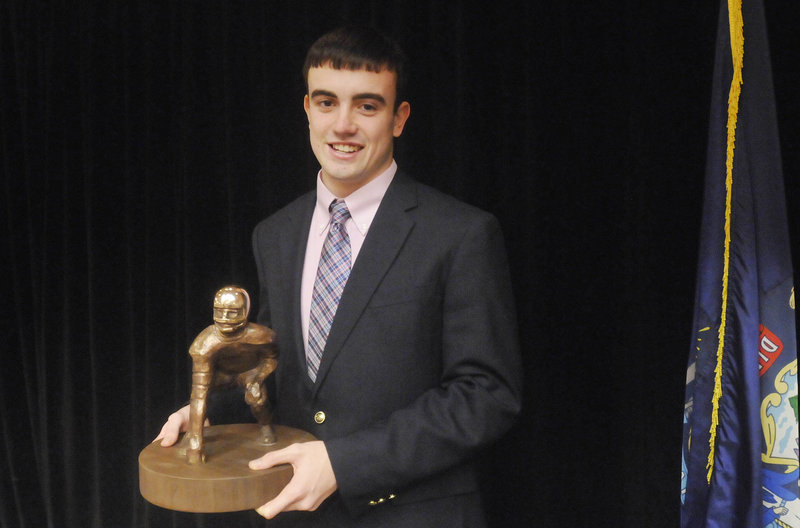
{"left": 394, "top": 172, "right": 494, "bottom": 215}
{"left": 395, "top": 175, "right": 500, "bottom": 236}
{"left": 252, "top": 190, "right": 315, "bottom": 237}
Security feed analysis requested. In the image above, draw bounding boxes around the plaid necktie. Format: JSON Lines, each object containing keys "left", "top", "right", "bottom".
{"left": 307, "top": 200, "right": 352, "bottom": 381}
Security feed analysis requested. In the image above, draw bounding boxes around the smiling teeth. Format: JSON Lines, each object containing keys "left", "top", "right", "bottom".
{"left": 331, "top": 144, "right": 361, "bottom": 153}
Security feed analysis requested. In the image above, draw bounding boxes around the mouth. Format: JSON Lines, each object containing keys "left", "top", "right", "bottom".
{"left": 329, "top": 143, "right": 363, "bottom": 154}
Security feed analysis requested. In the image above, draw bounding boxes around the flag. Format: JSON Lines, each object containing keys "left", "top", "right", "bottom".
{"left": 681, "top": 0, "right": 799, "bottom": 527}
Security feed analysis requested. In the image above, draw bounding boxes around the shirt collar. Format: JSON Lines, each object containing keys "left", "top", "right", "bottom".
{"left": 314, "top": 161, "right": 397, "bottom": 236}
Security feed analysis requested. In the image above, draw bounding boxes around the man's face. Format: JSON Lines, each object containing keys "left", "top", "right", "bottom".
{"left": 304, "top": 65, "right": 411, "bottom": 197}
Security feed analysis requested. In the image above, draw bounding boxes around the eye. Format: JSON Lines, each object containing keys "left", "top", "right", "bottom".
{"left": 359, "top": 102, "right": 380, "bottom": 114}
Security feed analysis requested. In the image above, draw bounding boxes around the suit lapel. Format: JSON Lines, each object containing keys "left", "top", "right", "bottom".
{"left": 278, "top": 192, "right": 316, "bottom": 390}
{"left": 313, "top": 174, "right": 418, "bottom": 393}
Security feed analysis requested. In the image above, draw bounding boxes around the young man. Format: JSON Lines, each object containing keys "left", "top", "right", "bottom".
{"left": 157, "top": 26, "right": 522, "bottom": 527}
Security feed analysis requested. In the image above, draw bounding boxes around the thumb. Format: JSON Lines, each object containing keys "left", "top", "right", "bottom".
{"left": 157, "top": 427, "right": 180, "bottom": 447}
{"left": 249, "top": 449, "right": 284, "bottom": 470}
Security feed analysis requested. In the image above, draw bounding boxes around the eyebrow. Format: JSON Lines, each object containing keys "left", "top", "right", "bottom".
{"left": 310, "top": 89, "right": 337, "bottom": 99}
{"left": 310, "top": 90, "right": 386, "bottom": 105}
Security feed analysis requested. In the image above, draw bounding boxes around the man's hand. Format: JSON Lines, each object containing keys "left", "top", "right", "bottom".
{"left": 249, "top": 441, "right": 338, "bottom": 519}
{"left": 153, "top": 405, "right": 207, "bottom": 446}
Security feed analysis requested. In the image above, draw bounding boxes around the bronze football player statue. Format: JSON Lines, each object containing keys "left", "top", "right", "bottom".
{"left": 185, "top": 286, "right": 278, "bottom": 464}
{"left": 139, "top": 285, "right": 315, "bottom": 512}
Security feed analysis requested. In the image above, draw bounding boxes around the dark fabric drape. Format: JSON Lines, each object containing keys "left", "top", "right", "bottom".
{"left": 2, "top": 2, "right": 798, "bottom": 527}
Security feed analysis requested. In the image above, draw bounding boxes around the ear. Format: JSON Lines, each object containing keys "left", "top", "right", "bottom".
{"left": 303, "top": 94, "right": 311, "bottom": 122}
{"left": 392, "top": 101, "right": 411, "bottom": 137}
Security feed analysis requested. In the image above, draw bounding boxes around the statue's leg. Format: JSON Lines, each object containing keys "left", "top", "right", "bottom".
{"left": 187, "top": 361, "right": 212, "bottom": 464}
{"left": 258, "top": 423, "right": 277, "bottom": 446}
{"left": 243, "top": 373, "right": 276, "bottom": 446}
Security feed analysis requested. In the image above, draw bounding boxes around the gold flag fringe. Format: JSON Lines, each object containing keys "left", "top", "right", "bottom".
{"left": 707, "top": 0, "right": 744, "bottom": 484}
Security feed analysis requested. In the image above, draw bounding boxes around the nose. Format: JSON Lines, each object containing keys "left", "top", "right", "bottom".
{"left": 333, "top": 107, "right": 357, "bottom": 135}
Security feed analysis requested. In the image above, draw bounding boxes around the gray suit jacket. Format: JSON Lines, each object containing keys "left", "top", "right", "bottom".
{"left": 249, "top": 172, "right": 522, "bottom": 527}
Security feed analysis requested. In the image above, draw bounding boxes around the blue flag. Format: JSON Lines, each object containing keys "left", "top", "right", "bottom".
{"left": 681, "top": 0, "right": 800, "bottom": 527}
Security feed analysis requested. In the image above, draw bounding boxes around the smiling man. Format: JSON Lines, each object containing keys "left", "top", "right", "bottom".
{"left": 157, "top": 26, "right": 522, "bottom": 527}
{"left": 304, "top": 65, "right": 410, "bottom": 197}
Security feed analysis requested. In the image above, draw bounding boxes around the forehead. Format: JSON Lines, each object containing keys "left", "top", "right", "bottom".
{"left": 307, "top": 65, "right": 397, "bottom": 102}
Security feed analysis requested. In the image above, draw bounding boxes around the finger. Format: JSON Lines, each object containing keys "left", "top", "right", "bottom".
{"left": 158, "top": 426, "right": 180, "bottom": 447}
{"left": 255, "top": 498, "right": 280, "bottom": 519}
{"left": 255, "top": 483, "right": 301, "bottom": 519}
{"left": 153, "top": 428, "right": 165, "bottom": 444}
{"left": 248, "top": 446, "right": 292, "bottom": 470}
{"left": 153, "top": 421, "right": 171, "bottom": 443}
{"left": 154, "top": 412, "right": 189, "bottom": 446}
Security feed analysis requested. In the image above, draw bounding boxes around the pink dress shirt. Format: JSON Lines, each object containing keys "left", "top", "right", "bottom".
{"left": 300, "top": 161, "right": 397, "bottom": 353}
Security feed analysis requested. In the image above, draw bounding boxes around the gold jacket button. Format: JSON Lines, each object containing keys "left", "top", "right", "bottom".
{"left": 314, "top": 411, "right": 326, "bottom": 424}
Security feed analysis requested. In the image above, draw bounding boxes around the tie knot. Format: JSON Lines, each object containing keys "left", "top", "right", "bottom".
{"left": 329, "top": 200, "right": 350, "bottom": 225}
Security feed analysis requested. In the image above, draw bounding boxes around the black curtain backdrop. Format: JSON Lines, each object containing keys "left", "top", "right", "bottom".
{"left": 2, "top": 2, "right": 799, "bottom": 527}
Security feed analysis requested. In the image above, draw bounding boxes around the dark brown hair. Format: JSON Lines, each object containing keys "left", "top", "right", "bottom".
{"left": 303, "top": 26, "right": 408, "bottom": 110}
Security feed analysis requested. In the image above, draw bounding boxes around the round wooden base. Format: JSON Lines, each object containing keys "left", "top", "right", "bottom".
{"left": 139, "top": 424, "right": 315, "bottom": 513}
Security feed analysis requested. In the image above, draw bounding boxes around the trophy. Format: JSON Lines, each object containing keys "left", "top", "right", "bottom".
{"left": 138, "top": 286, "right": 315, "bottom": 512}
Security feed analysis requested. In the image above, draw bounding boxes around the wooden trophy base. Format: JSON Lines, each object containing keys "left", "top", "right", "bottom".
{"left": 139, "top": 423, "right": 315, "bottom": 513}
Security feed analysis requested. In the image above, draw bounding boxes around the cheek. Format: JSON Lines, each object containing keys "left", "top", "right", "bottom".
{"left": 309, "top": 127, "right": 328, "bottom": 148}
{"left": 307, "top": 115, "right": 327, "bottom": 136}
